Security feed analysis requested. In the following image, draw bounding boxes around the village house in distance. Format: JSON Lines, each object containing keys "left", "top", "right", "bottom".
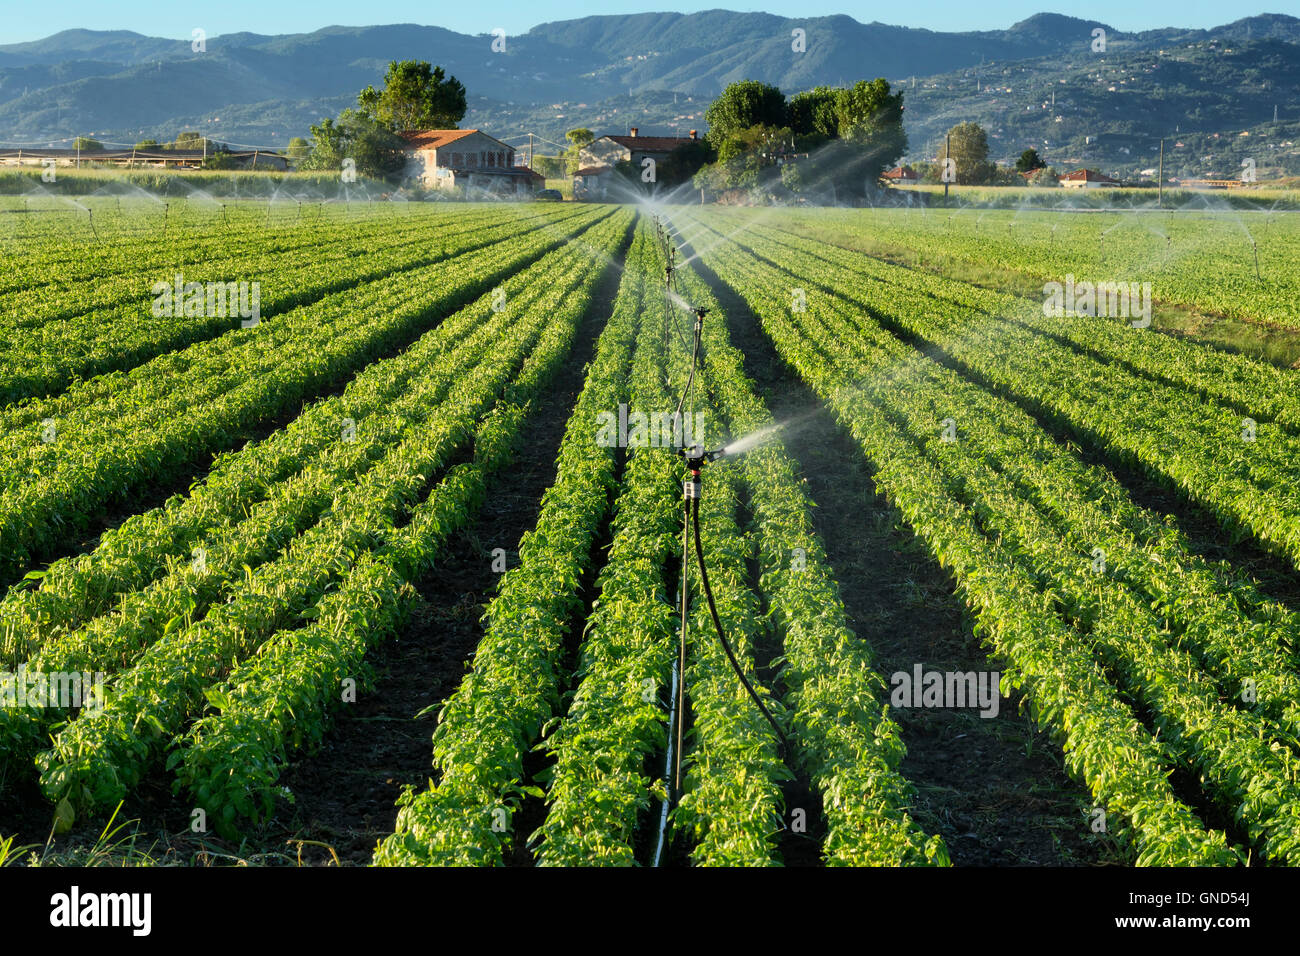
{"left": 574, "top": 127, "right": 700, "bottom": 200}
{"left": 402, "top": 129, "right": 544, "bottom": 196}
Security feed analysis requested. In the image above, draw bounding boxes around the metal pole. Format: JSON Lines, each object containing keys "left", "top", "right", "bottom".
{"left": 944, "top": 132, "right": 950, "bottom": 204}
{"left": 1158, "top": 138, "right": 1164, "bottom": 208}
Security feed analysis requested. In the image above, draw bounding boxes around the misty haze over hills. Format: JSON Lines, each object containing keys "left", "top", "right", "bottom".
{"left": 0, "top": 11, "right": 1296, "bottom": 176}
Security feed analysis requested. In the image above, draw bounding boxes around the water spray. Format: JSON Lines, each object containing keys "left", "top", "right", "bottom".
{"left": 663, "top": 286, "right": 789, "bottom": 800}
{"left": 670, "top": 436, "right": 791, "bottom": 797}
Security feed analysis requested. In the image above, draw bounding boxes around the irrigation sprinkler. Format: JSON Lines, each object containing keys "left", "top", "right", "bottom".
{"left": 660, "top": 288, "right": 790, "bottom": 804}
{"left": 86, "top": 208, "right": 98, "bottom": 241}
{"left": 1252, "top": 239, "right": 1262, "bottom": 284}
{"left": 670, "top": 434, "right": 791, "bottom": 797}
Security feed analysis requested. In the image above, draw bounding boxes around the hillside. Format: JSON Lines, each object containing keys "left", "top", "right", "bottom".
{"left": 0, "top": 12, "right": 1296, "bottom": 176}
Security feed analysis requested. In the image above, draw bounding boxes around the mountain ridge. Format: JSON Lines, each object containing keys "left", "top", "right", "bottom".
{"left": 0, "top": 12, "right": 1295, "bottom": 178}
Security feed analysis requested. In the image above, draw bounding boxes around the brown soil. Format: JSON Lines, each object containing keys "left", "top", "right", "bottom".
{"left": 0, "top": 221, "right": 626, "bottom": 867}
{"left": 688, "top": 252, "right": 1107, "bottom": 867}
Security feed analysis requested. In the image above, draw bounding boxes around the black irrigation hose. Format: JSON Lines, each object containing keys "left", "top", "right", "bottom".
{"left": 691, "top": 495, "right": 790, "bottom": 752}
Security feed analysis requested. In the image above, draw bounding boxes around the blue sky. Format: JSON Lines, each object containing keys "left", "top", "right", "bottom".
{"left": 0, "top": 1, "right": 1272, "bottom": 45}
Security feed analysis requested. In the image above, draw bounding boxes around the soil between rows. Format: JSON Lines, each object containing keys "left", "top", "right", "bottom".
{"left": 687, "top": 250, "right": 1106, "bottom": 867}
{"left": 0, "top": 217, "right": 625, "bottom": 866}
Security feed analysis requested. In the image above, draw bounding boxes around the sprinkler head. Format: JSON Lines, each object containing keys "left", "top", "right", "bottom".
{"left": 677, "top": 443, "right": 726, "bottom": 471}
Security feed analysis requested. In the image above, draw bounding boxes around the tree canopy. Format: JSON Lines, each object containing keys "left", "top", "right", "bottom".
{"left": 938, "top": 121, "right": 995, "bottom": 184}
{"left": 695, "top": 77, "right": 907, "bottom": 202}
{"left": 1016, "top": 147, "right": 1047, "bottom": 172}
{"left": 704, "top": 80, "right": 787, "bottom": 144}
{"left": 563, "top": 128, "right": 595, "bottom": 175}
{"left": 300, "top": 108, "right": 406, "bottom": 178}
{"left": 358, "top": 60, "right": 467, "bottom": 133}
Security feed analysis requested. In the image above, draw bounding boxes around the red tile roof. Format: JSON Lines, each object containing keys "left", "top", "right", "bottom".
{"left": 883, "top": 165, "right": 918, "bottom": 180}
{"left": 400, "top": 129, "right": 482, "bottom": 150}
{"left": 602, "top": 134, "right": 697, "bottom": 153}
{"left": 574, "top": 165, "right": 612, "bottom": 177}
{"left": 1060, "top": 168, "right": 1119, "bottom": 183}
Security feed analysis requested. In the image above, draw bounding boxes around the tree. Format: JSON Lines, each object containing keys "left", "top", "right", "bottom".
{"left": 1016, "top": 147, "right": 1046, "bottom": 173}
{"left": 564, "top": 128, "right": 594, "bottom": 176}
{"left": 658, "top": 138, "right": 715, "bottom": 188}
{"left": 72, "top": 137, "right": 103, "bottom": 152}
{"left": 173, "top": 131, "right": 207, "bottom": 151}
{"left": 287, "top": 137, "right": 311, "bottom": 161}
{"left": 835, "top": 78, "right": 907, "bottom": 187}
{"left": 358, "top": 60, "right": 466, "bottom": 132}
{"left": 531, "top": 154, "right": 564, "bottom": 179}
{"left": 787, "top": 87, "right": 840, "bottom": 140}
{"left": 697, "top": 77, "right": 906, "bottom": 204}
{"left": 299, "top": 108, "right": 405, "bottom": 178}
{"left": 938, "top": 121, "right": 995, "bottom": 185}
{"left": 134, "top": 139, "right": 160, "bottom": 150}
{"left": 704, "top": 80, "right": 786, "bottom": 144}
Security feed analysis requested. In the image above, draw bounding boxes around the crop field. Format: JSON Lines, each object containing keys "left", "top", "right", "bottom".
{"left": 2, "top": 197, "right": 1300, "bottom": 869}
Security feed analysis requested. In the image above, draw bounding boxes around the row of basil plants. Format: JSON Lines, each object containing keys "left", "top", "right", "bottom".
{"left": 0, "top": 205, "right": 594, "bottom": 416}
{"left": 0, "top": 211, "right": 616, "bottom": 666}
{"left": 173, "top": 206, "right": 630, "bottom": 834}
{"left": 0, "top": 207, "right": 613, "bottom": 587}
{"left": 33, "top": 209, "right": 636, "bottom": 825}
{"left": 533, "top": 234, "right": 791, "bottom": 867}
{"left": 683, "top": 213, "right": 1241, "bottom": 865}
{"left": 668, "top": 251, "right": 952, "bottom": 866}
{"left": 526, "top": 226, "right": 683, "bottom": 866}
{"left": 372, "top": 217, "right": 647, "bottom": 865}
{"left": 0, "top": 216, "right": 626, "bottom": 788}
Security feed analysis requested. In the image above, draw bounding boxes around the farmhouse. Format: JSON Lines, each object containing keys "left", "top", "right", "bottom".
{"left": 402, "top": 129, "right": 543, "bottom": 196}
{"left": 882, "top": 165, "right": 919, "bottom": 184}
{"left": 574, "top": 127, "right": 699, "bottom": 199}
{"left": 1059, "top": 168, "right": 1121, "bottom": 189}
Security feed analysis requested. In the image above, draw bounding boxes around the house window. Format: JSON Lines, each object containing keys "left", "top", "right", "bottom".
{"left": 488, "top": 151, "right": 496, "bottom": 168}
{"left": 451, "top": 152, "right": 461, "bottom": 167}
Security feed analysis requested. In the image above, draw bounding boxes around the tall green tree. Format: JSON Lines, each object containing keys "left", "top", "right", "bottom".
{"left": 299, "top": 108, "right": 406, "bottom": 178}
{"left": 358, "top": 60, "right": 467, "bottom": 132}
{"left": 1016, "top": 147, "right": 1046, "bottom": 172}
{"left": 938, "top": 121, "right": 995, "bottom": 185}
{"left": 704, "top": 80, "right": 786, "bottom": 143}
{"left": 835, "top": 78, "right": 907, "bottom": 188}
{"left": 563, "top": 128, "right": 594, "bottom": 175}
{"left": 787, "top": 87, "right": 840, "bottom": 140}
